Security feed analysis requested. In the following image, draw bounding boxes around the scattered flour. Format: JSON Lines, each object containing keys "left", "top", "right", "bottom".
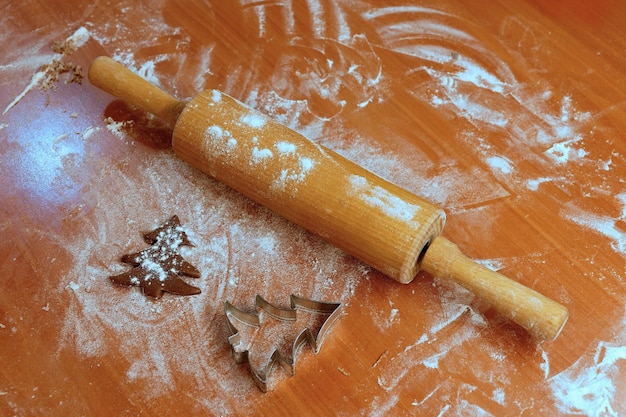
{"left": 66, "top": 26, "right": 90, "bottom": 49}
{"left": 563, "top": 193, "right": 626, "bottom": 254}
{"left": 550, "top": 339, "right": 626, "bottom": 416}
{"left": 56, "top": 131, "right": 364, "bottom": 408}
{"left": 4, "top": 3, "right": 622, "bottom": 415}
{"left": 492, "top": 388, "right": 506, "bottom": 405}
{"left": 485, "top": 155, "right": 514, "bottom": 175}
{"left": 110, "top": 51, "right": 168, "bottom": 86}
{"left": 276, "top": 141, "right": 297, "bottom": 154}
{"left": 474, "top": 258, "right": 506, "bottom": 272}
{"left": 2, "top": 71, "right": 46, "bottom": 115}
{"left": 545, "top": 137, "right": 588, "bottom": 165}
{"left": 240, "top": 113, "right": 266, "bottom": 129}
{"left": 81, "top": 126, "right": 101, "bottom": 140}
{"left": 526, "top": 176, "right": 558, "bottom": 191}
{"left": 348, "top": 175, "right": 421, "bottom": 223}
{"left": 251, "top": 146, "right": 273, "bottom": 162}
{"left": 206, "top": 125, "right": 224, "bottom": 139}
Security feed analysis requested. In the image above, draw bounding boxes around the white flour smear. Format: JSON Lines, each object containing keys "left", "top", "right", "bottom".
{"left": 550, "top": 310, "right": 626, "bottom": 417}
{"left": 563, "top": 193, "right": 626, "bottom": 254}
{"left": 375, "top": 290, "right": 482, "bottom": 392}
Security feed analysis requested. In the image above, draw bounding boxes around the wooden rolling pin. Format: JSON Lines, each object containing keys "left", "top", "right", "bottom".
{"left": 89, "top": 56, "right": 568, "bottom": 340}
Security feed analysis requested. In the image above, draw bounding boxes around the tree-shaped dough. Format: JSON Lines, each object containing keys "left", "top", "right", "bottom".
{"left": 110, "top": 215, "right": 201, "bottom": 298}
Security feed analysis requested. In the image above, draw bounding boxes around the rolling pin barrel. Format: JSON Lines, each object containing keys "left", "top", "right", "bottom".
{"left": 88, "top": 56, "right": 568, "bottom": 340}
{"left": 172, "top": 89, "right": 446, "bottom": 283}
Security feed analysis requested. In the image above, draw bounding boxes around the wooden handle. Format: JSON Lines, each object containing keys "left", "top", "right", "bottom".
{"left": 88, "top": 56, "right": 569, "bottom": 339}
{"left": 88, "top": 56, "right": 186, "bottom": 125}
{"left": 421, "top": 237, "right": 568, "bottom": 340}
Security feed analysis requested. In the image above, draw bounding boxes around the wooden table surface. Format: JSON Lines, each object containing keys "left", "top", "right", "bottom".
{"left": 2, "top": 1, "right": 626, "bottom": 415}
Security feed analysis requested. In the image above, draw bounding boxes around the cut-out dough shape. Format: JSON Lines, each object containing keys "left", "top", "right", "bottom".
{"left": 110, "top": 215, "right": 201, "bottom": 299}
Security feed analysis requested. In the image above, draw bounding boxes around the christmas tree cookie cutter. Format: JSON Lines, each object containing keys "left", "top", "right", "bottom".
{"left": 225, "top": 294, "right": 342, "bottom": 392}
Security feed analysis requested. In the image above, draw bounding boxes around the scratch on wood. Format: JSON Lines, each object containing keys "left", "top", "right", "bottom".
{"left": 372, "top": 349, "right": 388, "bottom": 368}
{"left": 337, "top": 367, "right": 350, "bottom": 377}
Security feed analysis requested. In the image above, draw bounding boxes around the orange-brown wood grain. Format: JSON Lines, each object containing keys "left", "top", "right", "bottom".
{"left": 2, "top": 1, "right": 626, "bottom": 415}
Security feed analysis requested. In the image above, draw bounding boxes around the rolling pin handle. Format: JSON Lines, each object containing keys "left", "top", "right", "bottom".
{"left": 421, "top": 237, "right": 568, "bottom": 340}
{"left": 88, "top": 56, "right": 186, "bottom": 126}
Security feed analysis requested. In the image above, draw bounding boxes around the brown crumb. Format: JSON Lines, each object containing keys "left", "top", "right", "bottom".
{"left": 51, "top": 39, "right": 77, "bottom": 56}
{"left": 39, "top": 59, "right": 84, "bottom": 91}
{"left": 69, "top": 64, "right": 84, "bottom": 84}
{"left": 39, "top": 37, "right": 84, "bottom": 91}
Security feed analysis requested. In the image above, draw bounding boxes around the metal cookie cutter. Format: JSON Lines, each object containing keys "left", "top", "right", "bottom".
{"left": 225, "top": 294, "right": 342, "bottom": 392}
